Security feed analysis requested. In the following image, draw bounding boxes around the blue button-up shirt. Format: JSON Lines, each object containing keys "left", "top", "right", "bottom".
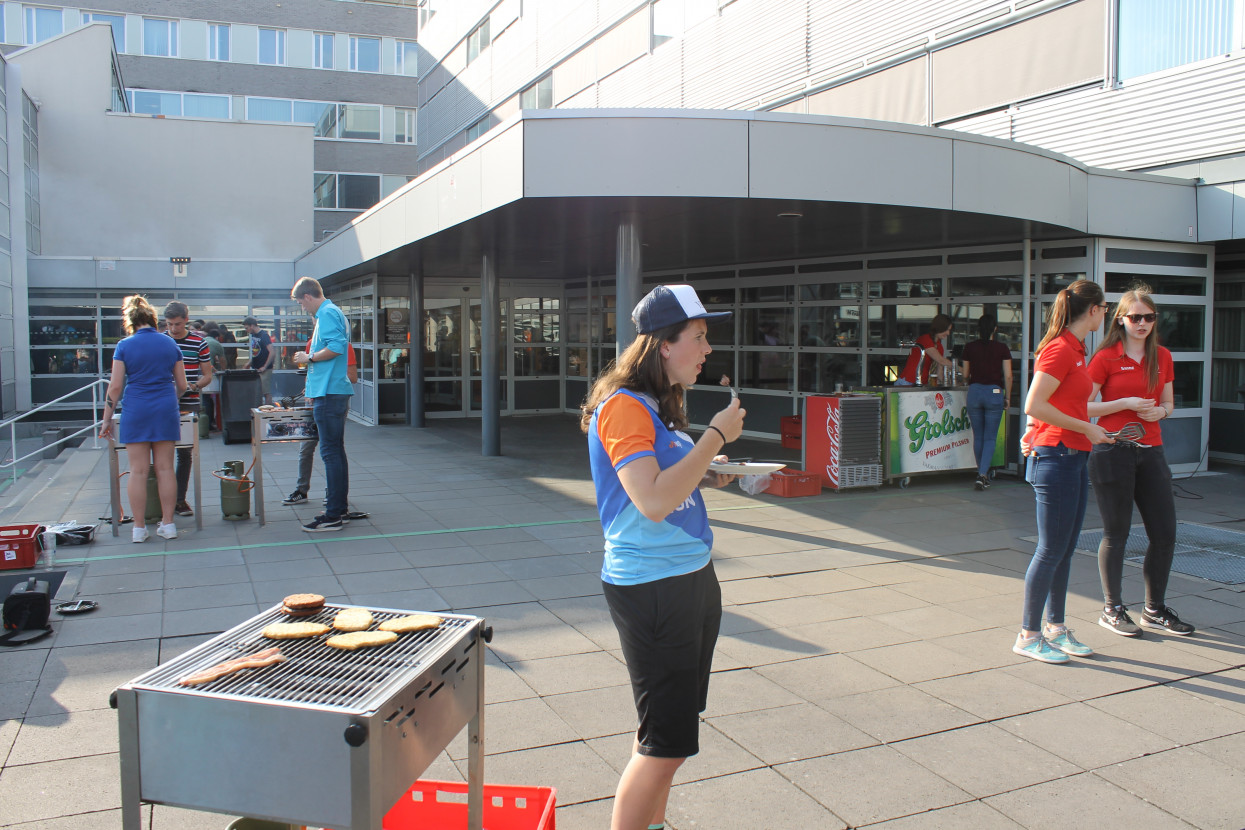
{"left": 304, "top": 298, "right": 354, "bottom": 398}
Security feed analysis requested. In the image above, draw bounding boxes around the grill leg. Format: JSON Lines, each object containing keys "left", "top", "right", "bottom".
{"left": 116, "top": 689, "right": 143, "bottom": 830}
{"left": 467, "top": 629, "right": 485, "bottom": 830}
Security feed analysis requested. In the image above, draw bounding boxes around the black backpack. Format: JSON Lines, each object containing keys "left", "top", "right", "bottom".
{"left": 1, "top": 577, "right": 52, "bottom": 646}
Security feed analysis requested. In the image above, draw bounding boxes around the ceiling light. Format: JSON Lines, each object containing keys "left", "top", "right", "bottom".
{"left": 778, "top": 211, "right": 803, "bottom": 219}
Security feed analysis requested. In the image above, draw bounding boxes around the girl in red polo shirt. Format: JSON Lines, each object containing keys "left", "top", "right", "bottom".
{"left": 1016, "top": 279, "right": 1113, "bottom": 663}
{"left": 1088, "top": 285, "right": 1194, "bottom": 637}
{"left": 896, "top": 314, "right": 954, "bottom": 386}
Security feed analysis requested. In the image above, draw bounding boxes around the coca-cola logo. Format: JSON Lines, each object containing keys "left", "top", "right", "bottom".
{"left": 934, "top": 393, "right": 945, "bottom": 410}
{"left": 825, "top": 402, "right": 842, "bottom": 486}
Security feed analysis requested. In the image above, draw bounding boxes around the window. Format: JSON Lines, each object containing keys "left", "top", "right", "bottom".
{"left": 396, "top": 108, "right": 417, "bottom": 144}
{"left": 520, "top": 75, "right": 553, "bottom": 110}
{"left": 339, "top": 104, "right": 381, "bottom": 140}
{"left": 208, "top": 23, "right": 230, "bottom": 61}
{"left": 350, "top": 36, "right": 380, "bottom": 72}
{"left": 247, "top": 97, "right": 293, "bottom": 122}
{"left": 143, "top": 18, "right": 178, "bottom": 57}
{"left": 246, "top": 97, "right": 380, "bottom": 140}
{"left": 131, "top": 90, "right": 182, "bottom": 116}
{"left": 259, "top": 28, "right": 285, "bottom": 65}
{"left": 314, "top": 33, "right": 334, "bottom": 69}
{"left": 23, "top": 95, "right": 39, "bottom": 255}
{"left": 184, "top": 93, "right": 230, "bottom": 119}
{"left": 24, "top": 6, "right": 63, "bottom": 45}
{"left": 294, "top": 101, "right": 337, "bottom": 137}
{"left": 651, "top": 0, "right": 717, "bottom": 47}
{"left": 82, "top": 12, "right": 124, "bottom": 51}
{"left": 396, "top": 40, "right": 418, "bottom": 76}
{"left": 313, "top": 173, "right": 381, "bottom": 210}
{"left": 128, "top": 90, "right": 231, "bottom": 119}
{"left": 1118, "top": 0, "right": 1233, "bottom": 80}
{"left": 313, "top": 173, "right": 336, "bottom": 208}
{"left": 466, "top": 115, "right": 490, "bottom": 142}
{"left": 466, "top": 18, "right": 490, "bottom": 64}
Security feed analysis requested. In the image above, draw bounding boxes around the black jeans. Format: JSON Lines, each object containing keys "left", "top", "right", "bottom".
{"left": 1088, "top": 442, "right": 1176, "bottom": 609}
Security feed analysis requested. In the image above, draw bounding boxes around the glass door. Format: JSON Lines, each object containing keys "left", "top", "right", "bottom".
{"left": 378, "top": 286, "right": 412, "bottom": 424}
{"left": 424, "top": 298, "right": 466, "bottom": 416}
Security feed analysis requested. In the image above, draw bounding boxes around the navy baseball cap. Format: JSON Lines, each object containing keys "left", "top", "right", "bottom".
{"left": 631, "top": 285, "right": 732, "bottom": 335}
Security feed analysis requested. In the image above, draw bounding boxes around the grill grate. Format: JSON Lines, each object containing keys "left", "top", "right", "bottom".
{"left": 131, "top": 605, "right": 479, "bottom": 712}
{"left": 1076, "top": 521, "right": 1245, "bottom": 585}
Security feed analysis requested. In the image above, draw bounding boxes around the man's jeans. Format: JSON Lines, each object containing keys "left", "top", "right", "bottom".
{"left": 1022, "top": 445, "right": 1089, "bottom": 632}
{"left": 967, "top": 383, "right": 1006, "bottom": 476}
{"left": 312, "top": 395, "right": 350, "bottom": 520}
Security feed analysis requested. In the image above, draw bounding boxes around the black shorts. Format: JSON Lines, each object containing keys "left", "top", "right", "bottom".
{"left": 602, "top": 561, "right": 722, "bottom": 759}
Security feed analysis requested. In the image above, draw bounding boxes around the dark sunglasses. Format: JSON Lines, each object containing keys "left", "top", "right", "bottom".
{"left": 1121, "top": 313, "right": 1157, "bottom": 324}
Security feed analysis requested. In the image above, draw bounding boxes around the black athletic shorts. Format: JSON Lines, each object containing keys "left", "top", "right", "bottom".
{"left": 602, "top": 560, "right": 722, "bottom": 759}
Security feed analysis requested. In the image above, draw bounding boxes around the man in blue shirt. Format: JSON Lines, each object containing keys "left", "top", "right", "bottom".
{"left": 291, "top": 277, "right": 354, "bottom": 532}
{"left": 243, "top": 316, "right": 276, "bottom": 405}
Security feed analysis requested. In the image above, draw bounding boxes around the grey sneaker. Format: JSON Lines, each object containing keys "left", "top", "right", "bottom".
{"left": 1141, "top": 605, "right": 1196, "bottom": 636}
{"left": 282, "top": 491, "right": 308, "bottom": 505}
{"left": 1099, "top": 605, "right": 1142, "bottom": 637}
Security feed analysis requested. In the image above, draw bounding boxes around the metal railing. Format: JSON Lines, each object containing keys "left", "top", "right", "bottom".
{"left": 0, "top": 378, "right": 108, "bottom": 487}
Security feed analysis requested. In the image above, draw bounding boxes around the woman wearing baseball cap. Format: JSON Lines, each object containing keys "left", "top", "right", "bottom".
{"left": 581, "top": 284, "right": 745, "bottom": 830}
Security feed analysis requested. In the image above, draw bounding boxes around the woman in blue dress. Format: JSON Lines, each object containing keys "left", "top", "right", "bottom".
{"left": 99, "top": 295, "right": 188, "bottom": 542}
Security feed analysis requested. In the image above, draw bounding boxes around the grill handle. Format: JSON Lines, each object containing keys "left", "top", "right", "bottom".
{"left": 109, "top": 690, "right": 118, "bottom": 709}
{"left": 343, "top": 722, "right": 368, "bottom": 747}
{"left": 482, "top": 625, "right": 493, "bottom": 643}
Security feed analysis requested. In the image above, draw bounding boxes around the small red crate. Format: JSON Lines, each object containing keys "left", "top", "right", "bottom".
{"left": 780, "top": 416, "right": 802, "bottom": 449}
{"left": 0, "top": 524, "right": 44, "bottom": 570}
{"left": 381, "top": 780, "right": 556, "bottom": 830}
{"left": 764, "top": 469, "right": 822, "bottom": 498}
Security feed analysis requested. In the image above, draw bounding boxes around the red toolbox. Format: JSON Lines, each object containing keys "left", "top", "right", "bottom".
{"left": 0, "top": 524, "right": 44, "bottom": 570}
{"left": 780, "top": 416, "right": 802, "bottom": 449}
{"left": 764, "top": 469, "right": 822, "bottom": 498}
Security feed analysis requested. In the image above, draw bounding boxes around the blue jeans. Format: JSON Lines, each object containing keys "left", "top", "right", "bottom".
{"left": 967, "top": 383, "right": 1006, "bottom": 476}
{"left": 1022, "top": 445, "right": 1089, "bottom": 632}
{"left": 311, "top": 394, "right": 350, "bottom": 519}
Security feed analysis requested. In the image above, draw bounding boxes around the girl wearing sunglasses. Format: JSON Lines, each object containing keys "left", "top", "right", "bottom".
{"left": 1087, "top": 285, "right": 1194, "bottom": 637}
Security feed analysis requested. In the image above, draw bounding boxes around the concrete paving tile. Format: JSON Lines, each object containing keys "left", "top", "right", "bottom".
{"left": 162, "top": 564, "right": 250, "bottom": 589}
{"left": 455, "top": 740, "right": 620, "bottom": 806}
{"left": 540, "top": 595, "right": 620, "bottom": 651}
{"left": 0, "top": 680, "right": 37, "bottom": 721}
{"left": 161, "top": 550, "right": 245, "bottom": 571}
{"left": 509, "top": 651, "right": 625, "bottom": 697}
{"left": 1188, "top": 731, "right": 1245, "bottom": 772}
{"left": 0, "top": 718, "right": 18, "bottom": 766}
{"left": 741, "top": 590, "right": 863, "bottom": 628}
{"left": 0, "top": 807, "right": 134, "bottom": 828}
{"left": 335, "top": 568, "right": 429, "bottom": 595}
{"left": 849, "top": 641, "right": 1002, "bottom": 684}
{"left": 7, "top": 707, "right": 118, "bottom": 765}
{"left": 888, "top": 575, "right": 1001, "bottom": 605}
{"left": 347, "top": 588, "right": 449, "bottom": 612}
{"left": 445, "top": 697, "right": 578, "bottom": 759}
{"left": 1086, "top": 633, "right": 1241, "bottom": 682}
{"left": 245, "top": 556, "right": 333, "bottom": 582}
{"left": 983, "top": 771, "right": 1196, "bottom": 828}
{"left": 251, "top": 575, "right": 344, "bottom": 604}
{"left": 866, "top": 800, "right": 1025, "bottom": 829}
{"left": 0, "top": 753, "right": 122, "bottom": 824}
{"left": 418, "top": 562, "right": 509, "bottom": 588}
{"left": 149, "top": 804, "right": 232, "bottom": 829}
{"left": 667, "top": 768, "right": 846, "bottom": 830}
{"left": 702, "top": 668, "right": 805, "bottom": 717}
{"left": 75, "top": 571, "right": 165, "bottom": 595}
{"left": 708, "top": 702, "right": 877, "bottom": 764}
{"left": 1001, "top": 655, "right": 1160, "bottom": 702}
{"left": 399, "top": 545, "right": 488, "bottom": 567}
{"left": 472, "top": 540, "right": 565, "bottom": 562}
{"left": 788, "top": 614, "right": 920, "bottom": 654}
{"left": 438, "top": 581, "right": 538, "bottom": 610}
{"left": 939, "top": 592, "right": 1028, "bottom": 627}
{"left": 515, "top": 573, "right": 602, "bottom": 601}
{"left": 477, "top": 602, "right": 604, "bottom": 662}
{"left": 161, "top": 582, "right": 255, "bottom": 613}
{"left": 322, "top": 550, "right": 410, "bottom": 575}
{"left": 0, "top": 648, "right": 49, "bottom": 684}
{"left": 239, "top": 542, "right": 325, "bottom": 563}
{"left": 551, "top": 797, "right": 614, "bottom": 830}
{"left": 315, "top": 536, "right": 399, "bottom": 557}
{"left": 842, "top": 561, "right": 930, "bottom": 586}
{"left": 717, "top": 604, "right": 774, "bottom": 636}
{"left": 871, "top": 604, "right": 992, "bottom": 639}
{"left": 161, "top": 604, "right": 258, "bottom": 639}
{"left": 778, "top": 745, "right": 971, "bottom": 827}
{"left": 915, "top": 667, "right": 1074, "bottom": 720}
{"left": 925, "top": 627, "right": 1029, "bottom": 669}
{"left": 1087, "top": 683, "right": 1245, "bottom": 744}
{"left": 714, "top": 625, "right": 834, "bottom": 667}
{"left": 49, "top": 612, "right": 162, "bottom": 648}
{"left": 995, "top": 701, "right": 1177, "bottom": 769}
{"left": 481, "top": 652, "right": 538, "bottom": 703}
{"left": 756, "top": 653, "right": 903, "bottom": 702}
{"left": 1096, "top": 746, "right": 1245, "bottom": 829}
{"left": 83, "top": 556, "right": 165, "bottom": 576}
{"left": 1154, "top": 626, "right": 1245, "bottom": 668}
{"left": 817, "top": 685, "right": 977, "bottom": 744}
{"left": 542, "top": 683, "right": 636, "bottom": 740}
{"left": 894, "top": 723, "right": 1080, "bottom": 797}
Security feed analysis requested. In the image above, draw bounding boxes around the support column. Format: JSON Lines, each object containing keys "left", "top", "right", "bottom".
{"left": 615, "top": 212, "right": 643, "bottom": 355}
{"left": 481, "top": 241, "right": 501, "bottom": 456}
{"left": 408, "top": 248, "right": 425, "bottom": 428}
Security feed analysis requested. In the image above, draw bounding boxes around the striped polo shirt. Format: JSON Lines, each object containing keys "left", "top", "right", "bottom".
{"left": 168, "top": 332, "right": 210, "bottom": 409}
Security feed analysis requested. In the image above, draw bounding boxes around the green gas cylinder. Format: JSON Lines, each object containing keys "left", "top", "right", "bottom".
{"left": 219, "top": 460, "right": 251, "bottom": 521}
{"left": 144, "top": 471, "right": 162, "bottom": 523}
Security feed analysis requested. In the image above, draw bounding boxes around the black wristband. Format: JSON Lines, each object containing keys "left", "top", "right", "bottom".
{"left": 707, "top": 425, "right": 728, "bottom": 445}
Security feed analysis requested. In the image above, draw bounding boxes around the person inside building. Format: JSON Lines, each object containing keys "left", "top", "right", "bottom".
{"left": 100, "top": 295, "right": 187, "bottom": 542}
{"left": 164, "top": 302, "right": 213, "bottom": 518}
{"left": 1088, "top": 284, "right": 1195, "bottom": 637}
{"left": 284, "top": 337, "right": 359, "bottom": 513}
{"left": 1016, "top": 279, "right": 1113, "bottom": 664}
{"left": 896, "top": 314, "right": 954, "bottom": 386}
{"left": 243, "top": 316, "right": 276, "bottom": 405}
{"left": 581, "top": 284, "right": 745, "bottom": 830}
{"left": 291, "top": 277, "right": 354, "bottom": 532}
{"left": 200, "top": 324, "right": 226, "bottom": 432}
{"left": 961, "top": 313, "right": 1013, "bottom": 490}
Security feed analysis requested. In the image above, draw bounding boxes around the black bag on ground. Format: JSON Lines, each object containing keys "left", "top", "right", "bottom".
{"left": 1, "top": 577, "right": 53, "bottom": 646}
{"left": 44, "top": 521, "right": 97, "bottom": 546}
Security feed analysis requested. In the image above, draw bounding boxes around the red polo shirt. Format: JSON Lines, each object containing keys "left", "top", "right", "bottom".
{"left": 899, "top": 334, "right": 941, "bottom": 385}
{"left": 1089, "top": 341, "right": 1173, "bottom": 446}
{"left": 1030, "top": 329, "right": 1093, "bottom": 451}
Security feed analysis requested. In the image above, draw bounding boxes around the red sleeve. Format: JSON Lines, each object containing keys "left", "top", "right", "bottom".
{"left": 1087, "top": 351, "right": 1109, "bottom": 386}
{"left": 596, "top": 395, "right": 656, "bottom": 469}
{"left": 1159, "top": 348, "right": 1174, "bottom": 385}
{"left": 197, "top": 339, "right": 211, "bottom": 363}
{"left": 347, "top": 346, "right": 356, "bottom": 366}
{"left": 1035, "top": 340, "right": 1071, "bottom": 382}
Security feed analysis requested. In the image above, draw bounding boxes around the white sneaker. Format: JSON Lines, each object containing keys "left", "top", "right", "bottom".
{"left": 132, "top": 526, "right": 150, "bottom": 543}
{"left": 156, "top": 522, "right": 177, "bottom": 540}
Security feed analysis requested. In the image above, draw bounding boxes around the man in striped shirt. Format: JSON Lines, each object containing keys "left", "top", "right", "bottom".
{"left": 164, "top": 302, "right": 213, "bottom": 518}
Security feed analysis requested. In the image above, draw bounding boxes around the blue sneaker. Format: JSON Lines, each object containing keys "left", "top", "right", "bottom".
{"left": 1044, "top": 626, "right": 1093, "bottom": 657}
{"left": 1013, "top": 634, "right": 1069, "bottom": 664}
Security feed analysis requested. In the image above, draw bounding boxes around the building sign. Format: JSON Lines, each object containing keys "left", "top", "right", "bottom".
{"left": 887, "top": 388, "right": 978, "bottom": 475}
{"left": 384, "top": 307, "right": 410, "bottom": 344}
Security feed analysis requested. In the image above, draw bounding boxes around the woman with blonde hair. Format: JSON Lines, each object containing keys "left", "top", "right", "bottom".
{"left": 1016, "top": 279, "right": 1113, "bottom": 663}
{"left": 99, "top": 295, "right": 188, "bottom": 542}
{"left": 1089, "top": 284, "right": 1194, "bottom": 636}
{"left": 582, "top": 284, "right": 745, "bottom": 830}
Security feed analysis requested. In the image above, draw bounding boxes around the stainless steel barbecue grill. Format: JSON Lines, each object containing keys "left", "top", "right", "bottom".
{"left": 112, "top": 603, "right": 491, "bottom": 830}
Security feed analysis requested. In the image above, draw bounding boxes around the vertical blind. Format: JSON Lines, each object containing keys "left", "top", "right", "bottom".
{"left": 1118, "top": 0, "right": 1234, "bottom": 80}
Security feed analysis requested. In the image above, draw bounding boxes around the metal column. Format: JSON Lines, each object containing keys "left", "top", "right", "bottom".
{"left": 615, "top": 212, "right": 643, "bottom": 354}
{"left": 481, "top": 243, "right": 501, "bottom": 457}
{"left": 408, "top": 250, "right": 425, "bottom": 428}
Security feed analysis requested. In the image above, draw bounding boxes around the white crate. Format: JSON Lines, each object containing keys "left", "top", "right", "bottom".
{"left": 840, "top": 464, "right": 882, "bottom": 489}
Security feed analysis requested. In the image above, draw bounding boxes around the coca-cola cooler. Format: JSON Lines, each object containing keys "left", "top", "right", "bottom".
{"left": 804, "top": 395, "right": 883, "bottom": 490}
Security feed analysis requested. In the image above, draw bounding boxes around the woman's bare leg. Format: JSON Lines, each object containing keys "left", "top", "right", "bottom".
{"left": 611, "top": 749, "right": 684, "bottom": 830}
{"left": 125, "top": 444, "right": 152, "bottom": 529}
{"left": 151, "top": 441, "right": 176, "bottom": 525}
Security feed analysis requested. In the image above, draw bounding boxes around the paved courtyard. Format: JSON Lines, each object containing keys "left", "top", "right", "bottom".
{"left": 0, "top": 415, "right": 1242, "bottom": 829}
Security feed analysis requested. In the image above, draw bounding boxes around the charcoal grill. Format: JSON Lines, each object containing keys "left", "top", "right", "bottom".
{"left": 112, "top": 603, "right": 491, "bottom": 830}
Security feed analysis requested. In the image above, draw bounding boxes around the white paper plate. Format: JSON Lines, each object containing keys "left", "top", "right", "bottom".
{"left": 708, "top": 461, "right": 786, "bottom": 476}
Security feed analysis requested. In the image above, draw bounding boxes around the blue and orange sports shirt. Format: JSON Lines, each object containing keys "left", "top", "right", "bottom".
{"left": 588, "top": 389, "right": 712, "bottom": 586}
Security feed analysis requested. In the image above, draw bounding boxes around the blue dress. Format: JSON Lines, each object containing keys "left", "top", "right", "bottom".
{"left": 114, "top": 327, "right": 183, "bottom": 443}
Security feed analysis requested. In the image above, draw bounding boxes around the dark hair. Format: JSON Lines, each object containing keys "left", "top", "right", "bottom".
{"left": 123, "top": 295, "right": 158, "bottom": 335}
{"left": 1094, "top": 283, "right": 1161, "bottom": 393}
{"left": 1036, "top": 279, "right": 1104, "bottom": 354}
{"left": 164, "top": 301, "right": 189, "bottom": 320}
{"left": 291, "top": 277, "right": 324, "bottom": 300}
{"left": 242, "top": 316, "right": 258, "bottom": 327}
{"left": 205, "top": 326, "right": 222, "bottom": 338}
{"left": 580, "top": 320, "right": 692, "bottom": 433}
{"left": 928, "top": 314, "right": 952, "bottom": 336}
{"left": 976, "top": 314, "right": 997, "bottom": 341}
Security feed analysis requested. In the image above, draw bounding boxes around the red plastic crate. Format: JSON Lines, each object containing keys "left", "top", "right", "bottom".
{"left": 764, "top": 469, "right": 822, "bottom": 498}
{"left": 0, "top": 524, "right": 44, "bottom": 570}
{"left": 381, "top": 780, "right": 556, "bottom": 830}
{"left": 779, "top": 416, "right": 802, "bottom": 449}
